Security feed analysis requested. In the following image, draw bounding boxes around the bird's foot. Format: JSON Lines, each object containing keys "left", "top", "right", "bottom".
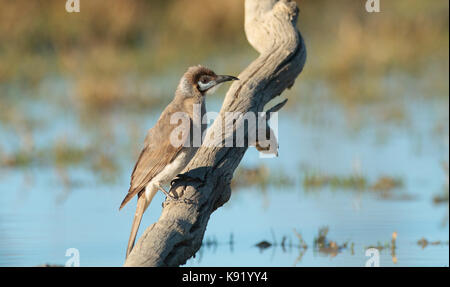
{"left": 158, "top": 184, "right": 180, "bottom": 201}
{"left": 170, "top": 173, "right": 203, "bottom": 186}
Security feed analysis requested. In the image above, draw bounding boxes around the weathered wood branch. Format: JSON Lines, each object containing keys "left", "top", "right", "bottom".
{"left": 124, "top": 0, "right": 306, "bottom": 267}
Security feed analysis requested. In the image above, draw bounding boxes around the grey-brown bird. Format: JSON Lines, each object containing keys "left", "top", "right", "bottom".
{"left": 120, "top": 65, "right": 238, "bottom": 258}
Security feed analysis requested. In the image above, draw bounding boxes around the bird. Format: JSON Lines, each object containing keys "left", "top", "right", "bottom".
{"left": 119, "top": 65, "right": 238, "bottom": 258}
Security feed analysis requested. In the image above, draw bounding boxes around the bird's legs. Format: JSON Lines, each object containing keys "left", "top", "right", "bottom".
{"left": 157, "top": 183, "right": 178, "bottom": 200}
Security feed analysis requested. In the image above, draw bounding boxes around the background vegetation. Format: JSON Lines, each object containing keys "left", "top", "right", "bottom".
{"left": 0, "top": 0, "right": 448, "bottom": 266}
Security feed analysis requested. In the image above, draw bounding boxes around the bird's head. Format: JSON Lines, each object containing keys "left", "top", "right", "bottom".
{"left": 177, "top": 65, "right": 239, "bottom": 97}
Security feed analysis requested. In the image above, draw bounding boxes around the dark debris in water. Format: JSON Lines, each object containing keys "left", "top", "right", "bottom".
{"left": 253, "top": 227, "right": 355, "bottom": 265}
{"left": 255, "top": 229, "right": 309, "bottom": 253}
{"left": 255, "top": 240, "right": 272, "bottom": 250}
{"left": 433, "top": 191, "right": 449, "bottom": 205}
{"left": 417, "top": 237, "right": 449, "bottom": 249}
{"left": 433, "top": 162, "right": 449, "bottom": 205}
{"left": 313, "top": 227, "right": 350, "bottom": 258}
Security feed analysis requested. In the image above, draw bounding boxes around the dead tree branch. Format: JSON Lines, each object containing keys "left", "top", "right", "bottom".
{"left": 124, "top": 0, "right": 306, "bottom": 267}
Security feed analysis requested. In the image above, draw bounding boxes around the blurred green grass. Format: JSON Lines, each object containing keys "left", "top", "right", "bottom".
{"left": 0, "top": 0, "right": 448, "bottom": 110}
{"left": 0, "top": 0, "right": 448, "bottom": 182}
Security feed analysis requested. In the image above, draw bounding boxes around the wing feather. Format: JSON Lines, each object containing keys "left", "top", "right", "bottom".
{"left": 119, "top": 104, "right": 191, "bottom": 210}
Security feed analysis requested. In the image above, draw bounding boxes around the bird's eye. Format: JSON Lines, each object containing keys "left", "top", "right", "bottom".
{"left": 198, "top": 77, "right": 215, "bottom": 92}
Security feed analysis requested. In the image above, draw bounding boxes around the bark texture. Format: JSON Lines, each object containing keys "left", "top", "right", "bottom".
{"left": 124, "top": 0, "right": 306, "bottom": 267}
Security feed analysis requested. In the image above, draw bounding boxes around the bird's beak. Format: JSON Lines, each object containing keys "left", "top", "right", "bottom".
{"left": 216, "top": 75, "right": 239, "bottom": 84}
{"left": 202, "top": 75, "right": 239, "bottom": 95}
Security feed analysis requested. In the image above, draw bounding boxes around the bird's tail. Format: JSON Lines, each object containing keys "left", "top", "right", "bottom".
{"left": 126, "top": 195, "right": 147, "bottom": 258}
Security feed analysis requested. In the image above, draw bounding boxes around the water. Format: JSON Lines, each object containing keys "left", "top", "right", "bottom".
{"left": 0, "top": 79, "right": 448, "bottom": 267}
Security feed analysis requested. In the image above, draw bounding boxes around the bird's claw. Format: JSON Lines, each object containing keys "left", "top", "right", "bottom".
{"left": 171, "top": 173, "right": 203, "bottom": 186}
{"left": 158, "top": 183, "right": 180, "bottom": 200}
{"left": 162, "top": 189, "right": 179, "bottom": 200}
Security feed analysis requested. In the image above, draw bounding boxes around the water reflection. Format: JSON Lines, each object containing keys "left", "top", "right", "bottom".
{"left": 0, "top": 76, "right": 449, "bottom": 266}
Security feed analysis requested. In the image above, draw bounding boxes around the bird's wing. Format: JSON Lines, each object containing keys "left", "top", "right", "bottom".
{"left": 119, "top": 105, "right": 191, "bottom": 210}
